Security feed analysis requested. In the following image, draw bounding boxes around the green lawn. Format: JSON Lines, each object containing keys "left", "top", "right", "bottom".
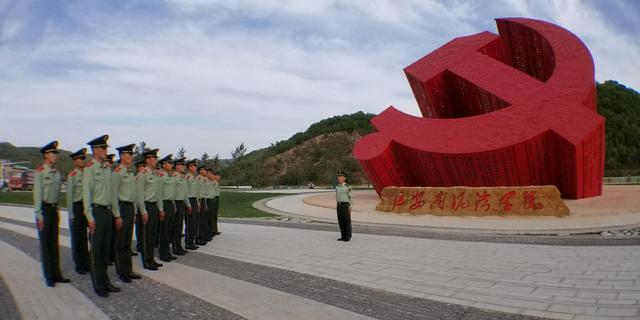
{"left": 0, "top": 191, "right": 280, "bottom": 218}
{"left": 218, "top": 191, "right": 281, "bottom": 218}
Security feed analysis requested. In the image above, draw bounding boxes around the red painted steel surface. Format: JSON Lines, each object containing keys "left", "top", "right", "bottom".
{"left": 353, "top": 18, "right": 605, "bottom": 199}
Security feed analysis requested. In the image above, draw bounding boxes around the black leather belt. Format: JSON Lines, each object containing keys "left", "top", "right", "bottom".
{"left": 43, "top": 202, "right": 57, "bottom": 207}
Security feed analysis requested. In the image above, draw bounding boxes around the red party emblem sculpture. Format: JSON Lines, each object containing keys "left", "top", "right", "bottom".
{"left": 353, "top": 18, "right": 605, "bottom": 199}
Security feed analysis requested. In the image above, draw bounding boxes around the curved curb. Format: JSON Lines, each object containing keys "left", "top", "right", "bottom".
{"left": 250, "top": 195, "right": 640, "bottom": 246}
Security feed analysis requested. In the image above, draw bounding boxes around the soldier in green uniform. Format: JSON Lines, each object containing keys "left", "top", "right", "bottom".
{"left": 83, "top": 135, "right": 121, "bottom": 297}
{"left": 135, "top": 148, "right": 163, "bottom": 270}
{"left": 33, "top": 141, "right": 70, "bottom": 287}
{"left": 111, "top": 144, "right": 142, "bottom": 283}
{"left": 205, "top": 168, "right": 215, "bottom": 241}
{"left": 184, "top": 159, "right": 199, "bottom": 250}
{"left": 105, "top": 153, "right": 117, "bottom": 264}
{"left": 195, "top": 165, "right": 209, "bottom": 246}
{"left": 335, "top": 170, "right": 353, "bottom": 242}
{"left": 212, "top": 172, "right": 221, "bottom": 236}
{"left": 158, "top": 154, "right": 177, "bottom": 262}
{"left": 172, "top": 158, "right": 191, "bottom": 255}
{"left": 134, "top": 159, "right": 145, "bottom": 255}
{"left": 67, "top": 147, "right": 90, "bottom": 275}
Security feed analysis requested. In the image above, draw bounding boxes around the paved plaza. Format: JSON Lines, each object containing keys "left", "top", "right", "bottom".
{"left": 0, "top": 204, "right": 639, "bottom": 319}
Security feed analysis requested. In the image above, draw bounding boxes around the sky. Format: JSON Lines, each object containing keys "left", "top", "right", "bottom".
{"left": 0, "top": 0, "right": 638, "bottom": 159}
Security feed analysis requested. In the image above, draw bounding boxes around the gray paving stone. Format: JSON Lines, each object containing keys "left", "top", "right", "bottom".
{"left": 573, "top": 315, "right": 622, "bottom": 320}
{"left": 595, "top": 307, "right": 639, "bottom": 317}
{"left": 490, "top": 284, "right": 537, "bottom": 295}
{"left": 597, "top": 299, "right": 638, "bottom": 305}
{"left": 0, "top": 272, "right": 21, "bottom": 320}
{"left": 522, "top": 309, "right": 573, "bottom": 320}
{"left": 220, "top": 218, "right": 640, "bottom": 246}
{"left": 548, "top": 303, "right": 597, "bottom": 315}
{"left": 533, "top": 288, "right": 578, "bottom": 298}
{"left": 618, "top": 292, "right": 640, "bottom": 300}
{"left": 0, "top": 228, "right": 245, "bottom": 320}
{"left": 579, "top": 291, "right": 619, "bottom": 299}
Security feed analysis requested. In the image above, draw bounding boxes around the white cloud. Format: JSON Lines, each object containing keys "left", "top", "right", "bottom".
{"left": 0, "top": 0, "right": 637, "bottom": 159}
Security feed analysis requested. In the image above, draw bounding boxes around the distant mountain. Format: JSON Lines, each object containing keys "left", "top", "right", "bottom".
{"left": 221, "top": 111, "right": 375, "bottom": 186}
{"left": 0, "top": 142, "right": 74, "bottom": 174}
{"left": 597, "top": 80, "right": 640, "bottom": 176}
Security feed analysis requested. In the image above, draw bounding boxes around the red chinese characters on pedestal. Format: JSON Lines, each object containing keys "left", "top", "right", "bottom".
{"left": 413, "top": 189, "right": 547, "bottom": 214}
{"left": 353, "top": 18, "right": 605, "bottom": 200}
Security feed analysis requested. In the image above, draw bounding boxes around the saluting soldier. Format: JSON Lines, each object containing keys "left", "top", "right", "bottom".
{"left": 134, "top": 159, "right": 145, "bottom": 255}
{"left": 33, "top": 141, "right": 70, "bottom": 287}
{"left": 83, "top": 135, "right": 121, "bottom": 297}
{"left": 172, "top": 158, "right": 191, "bottom": 255}
{"left": 184, "top": 159, "right": 199, "bottom": 250}
{"left": 158, "top": 154, "right": 177, "bottom": 262}
{"left": 212, "top": 172, "right": 221, "bottom": 236}
{"left": 67, "top": 147, "right": 90, "bottom": 275}
{"left": 335, "top": 170, "right": 353, "bottom": 242}
{"left": 111, "top": 144, "right": 142, "bottom": 283}
{"left": 195, "top": 165, "right": 208, "bottom": 246}
{"left": 135, "top": 149, "right": 163, "bottom": 270}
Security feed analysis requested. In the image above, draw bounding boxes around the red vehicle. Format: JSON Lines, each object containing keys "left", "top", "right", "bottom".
{"left": 8, "top": 169, "right": 34, "bottom": 191}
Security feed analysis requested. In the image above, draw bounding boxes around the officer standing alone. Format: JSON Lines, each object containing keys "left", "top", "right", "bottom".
{"left": 335, "top": 170, "right": 353, "bottom": 242}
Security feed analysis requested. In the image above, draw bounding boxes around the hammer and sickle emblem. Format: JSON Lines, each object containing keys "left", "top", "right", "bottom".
{"left": 353, "top": 18, "right": 605, "bottom": 199}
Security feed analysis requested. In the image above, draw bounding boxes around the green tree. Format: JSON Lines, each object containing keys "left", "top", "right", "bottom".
{"left": 177, "top": 147, "right": 186, "bottom": 159}
{"left": 231, "top": 143, "right": 247, "bottom": 160}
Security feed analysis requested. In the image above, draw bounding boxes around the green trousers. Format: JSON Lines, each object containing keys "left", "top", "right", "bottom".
{"left": 115, "top": 202, "right": 134, "bottom": 276}
{"left": 38, "top": 203, "right": 63, "bottom": 282}
{"left": 89, "top": 205, "right": 113, "bottom": 291}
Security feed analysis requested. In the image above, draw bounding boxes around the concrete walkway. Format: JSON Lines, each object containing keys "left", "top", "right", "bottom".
{"left": 1, "top": 205, "right": 639, "bottom": 319}
{"left": 0, "top": 240, "right": 109, "bottom": 319}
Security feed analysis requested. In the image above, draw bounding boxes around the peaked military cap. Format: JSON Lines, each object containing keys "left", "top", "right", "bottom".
{"left": 159, "top": 154, "right": 173, "bottom": 164}
{"left": 173, "top": 157, "right": 186, "bottom": 165}
{"left": 116, "top": 143, "right": 136, "bottom": 154}
{"left": 87, "top": 135, "right": 109, "bottom": 148}
{"left": 69, "top": 147, "right": 86, "bottom": 159}
{"left": 40, "top": 141, "right": 60, "bottom": 154}
{"left": 337, "top": 170, "right": 348, "bottom": 178}
{"left": 135, "top": 159, "right": 146, "bottom": 167}
{"left": 143, "top": 148, "right": 159, "bottom": 158}
{"left": 105, "top": 154, "right": 115, "bottom": 163}
{"left": 197, "top": 164, "right": 206, "bottom": 170}
{"left": 186, "top": 159, "right": 197, "bottom": 166}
